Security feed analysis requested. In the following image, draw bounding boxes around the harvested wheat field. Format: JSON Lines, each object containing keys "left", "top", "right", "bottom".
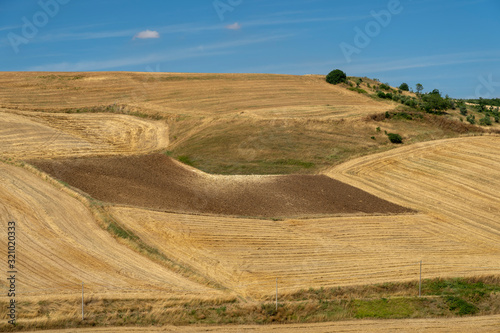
{"left": 0, "top": 162, "right": 220, "bottom": 300}
{"left": 6, "top": 135, "right": 499, "bottom": 301}
{"left": 30, "top": 154, "right": 411, "bottom": 218}
{"left": 104, "top": 136, "right": 500, "bottom": 297}
{"left": 0, "top": 110, "right": 169, "bottom": 159}
{"left": 1, "top": 69, "right": 499, "bottom": 330}
{"left": 324, "top": 135, "right": 500, "bottom": 278}
{"left": 0, "top": 72, "right": 392, "bottom": 117}
{"left": 22, "top": 314, "right": 500, "bottom": 332}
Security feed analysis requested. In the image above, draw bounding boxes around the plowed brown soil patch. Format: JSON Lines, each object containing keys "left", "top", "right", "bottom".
{"left": 31, "top": 154, "right": 411, "bottom": 218}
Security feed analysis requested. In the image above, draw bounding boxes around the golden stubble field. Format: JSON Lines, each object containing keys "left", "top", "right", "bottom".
{"left": 0, "top": 110, "right": 169, "bottom": 159}
{"left": 0, "top": 72, "right": 499, "bottom": 330}
{"left": 0, "top": 72, "right": 389, "bottom": 117}
{"left": 108, "top": 137, "right": 500, "bottom": 298}
{"left": 1, "top": 134, "right": 498, "bottom": 301}
{"left": 0, "top": 72, "right": 387, "bottom": 117}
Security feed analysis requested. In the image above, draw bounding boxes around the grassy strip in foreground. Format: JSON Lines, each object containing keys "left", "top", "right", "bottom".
{"left": 1, "top": 277, "right": 499, "bottom": 331}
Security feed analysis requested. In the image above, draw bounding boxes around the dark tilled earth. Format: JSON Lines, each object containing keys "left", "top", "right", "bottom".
{"left": 31, "top": 154, "right": 414, "bottom": 218}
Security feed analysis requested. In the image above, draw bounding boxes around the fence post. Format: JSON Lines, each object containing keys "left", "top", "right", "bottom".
{"left": 82, "top": 282, "right": 84, "bottom": 320}
{"left": 275, "top": 278, "right": 278, "bottom": 311}
{"left": 419, "top": 261, "right": 422, "bottom": 297}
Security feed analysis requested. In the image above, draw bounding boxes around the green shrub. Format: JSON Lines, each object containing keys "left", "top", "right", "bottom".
{"left": 421, "top": 89, "right": 451, "bottom": 113}
{"left": 399, "top": 82, "right": 409, "bottom": 91}
{"left": 326, "top": 69, "right": 347, "bottom": 85}
{"left": 445, "top": 296, "right": 478, "bottom": 316}
{"left": 459, "top": 106, "right": 468, "bottom": 116}
{"left": 393, "top": 112, "right": 414, "bottom": 120}
{"left": 348, "top": 87, "right": 367, "bottom": 94}
{"left": 387, "top": 133, "right": 403, "bottom": 144}
{"left": 379, "top": 83, "right": 391, "bottom": 91}
{"left": 466, "top": 115, "right": 476, "bottom": 124}
{"left": 405, "top": 99, "right": 417, "bottom": 108}
{"left": 479, "top": 115, "right": 492, "bottom": 126}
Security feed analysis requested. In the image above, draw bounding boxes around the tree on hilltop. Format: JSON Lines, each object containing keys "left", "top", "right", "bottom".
{"left": 326, "top": 69, "right": 347, "bottom": 85}
{"left": 416, "top": 83, "right": 424, "bottom": 96}
{"left": 399, "top": 82, "right": 409, "bottom": 91}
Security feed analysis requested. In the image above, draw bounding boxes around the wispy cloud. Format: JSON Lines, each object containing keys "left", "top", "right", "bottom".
{"left": 39, "top": 29, "right": 139, "bottom": 42}
{"left": 133, "top": 30, "right": 160, "bottom": 40}
{"left": 241, "top": 14, "right": 370, "bottom": 28}
{"left": 196, "top": 34, "right": 292, "bottom": 52}
{"left": 0, "top": 25, "right": 21, "bottom": 32}
{"left": 35, "top": 23, "right": 225, "bottom": 43}
{"left": 241, "top": 50, "right": 500, "bottom": 76}
{"left": 27, "top": 34, "right": 292, "bottom": 71}
{"left": 343, "top": 51, "right": 500, "bottom": 74}
{"left": 225, "top": 22, "right": 241, "bottom": 30}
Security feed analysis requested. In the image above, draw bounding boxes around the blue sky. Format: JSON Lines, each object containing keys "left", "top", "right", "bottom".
{"left": 1, "top": 0, "right": 499, "bottom": 98}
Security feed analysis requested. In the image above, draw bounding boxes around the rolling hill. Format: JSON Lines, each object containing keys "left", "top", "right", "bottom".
{"left": 0, "top": 71, "right": 499, "bottom": 330}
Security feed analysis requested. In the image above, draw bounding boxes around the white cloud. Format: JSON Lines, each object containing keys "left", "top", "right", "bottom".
{"left": 226, "top": 22, "right": 241, "bottom": 30}
{"left": 133, "top": 30, "right": 160, "bottom": 40}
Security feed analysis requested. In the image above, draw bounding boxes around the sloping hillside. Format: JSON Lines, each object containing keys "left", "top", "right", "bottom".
{"left": 0, "top": 110, "right": 168, "bottom": 159}
{"left": 102, "top": 136, "right": 500, "bottom": 297}
{"left": 0, "top": 72, "right": 389, "bottom": 116}
{"left": 0, "top": 163, "right": 220, "bottom": 299}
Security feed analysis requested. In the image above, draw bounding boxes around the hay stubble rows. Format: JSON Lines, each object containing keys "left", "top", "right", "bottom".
{"left": 0, "top": 72, "right": 499, "bottom": 330}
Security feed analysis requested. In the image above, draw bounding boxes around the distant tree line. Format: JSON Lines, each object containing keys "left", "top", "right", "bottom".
{"left": 326, "top": 69, "right": 498, "bottom": 125}
{"left": 462, "top": 98, "right": 500, "bottom": 107}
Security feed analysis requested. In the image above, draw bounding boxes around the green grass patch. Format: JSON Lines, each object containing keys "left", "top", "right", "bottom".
{"left": 424, "top": 277, "right": 500, "bottom": 301}
{"left": 177, "top": 155, "right": 195, "bottom": 166}
{"left": 348, "top": 87, "right": 368, "bottom": 94}
{"left": 106, "top": 219, "right": 138, "bottom": 241}
{"left": 353, "top": 298, "right": 417, "bottom": 319}
{"left": 270, "top": 159, "right": 315, "bottom": 168}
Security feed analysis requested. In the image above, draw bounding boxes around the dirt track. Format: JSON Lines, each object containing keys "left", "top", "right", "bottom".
{"left": 30, "top": 154, "right": 412, "bottom": 218}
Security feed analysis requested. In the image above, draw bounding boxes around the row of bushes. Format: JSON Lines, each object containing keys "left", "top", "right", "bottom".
{"left": 328, "top": 70, "right": 498, "bottom": 127}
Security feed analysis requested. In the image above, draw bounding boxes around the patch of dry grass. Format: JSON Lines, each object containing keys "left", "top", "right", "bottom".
{"left": 1, "top": 276, "right": 498, "bottom": 331}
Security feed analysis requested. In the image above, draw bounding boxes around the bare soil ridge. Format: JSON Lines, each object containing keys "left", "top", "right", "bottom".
{"left": 30, "top": 154, "right": 412, "bottom": 218}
